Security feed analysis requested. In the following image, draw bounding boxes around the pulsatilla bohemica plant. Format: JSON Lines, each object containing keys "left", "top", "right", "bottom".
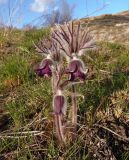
{"left": 34, "top": 21, "right": 96, "bottom": 142}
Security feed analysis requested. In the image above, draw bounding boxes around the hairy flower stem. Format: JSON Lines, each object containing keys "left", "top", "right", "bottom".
{"left": 52, "top": 66, "right": 65, "bottom": 142}
{"left": 71, "top": 84, "right": 77, "bottom": 128}
{"left": 54, "top": 115, "right": 65, "bottom": 142}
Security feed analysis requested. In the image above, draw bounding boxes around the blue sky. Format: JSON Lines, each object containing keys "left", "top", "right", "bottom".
{"left": 0, "top": 0, "right": 129, "bottom": 28}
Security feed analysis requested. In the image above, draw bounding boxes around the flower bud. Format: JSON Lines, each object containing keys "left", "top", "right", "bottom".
{"left": 53, "top": 90, "right": 66, "bottom": 115}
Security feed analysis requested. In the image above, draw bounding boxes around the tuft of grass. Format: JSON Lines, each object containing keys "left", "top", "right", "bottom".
{"left": 0, "top": 53, "right": 35, "bottom": 90}
{"left": 21, "top": 28, "right": 50, "bottom": 51}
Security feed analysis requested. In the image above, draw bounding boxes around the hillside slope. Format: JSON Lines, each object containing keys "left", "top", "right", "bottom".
{"left": 80, "top": 10, "right": 129, "bottom": 43}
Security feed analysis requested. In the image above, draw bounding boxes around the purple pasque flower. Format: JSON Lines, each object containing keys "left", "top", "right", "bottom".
{"left": 36, "top": 56, "right": 53, "bottom": 77}
{"left": 66, "top": 56, "right": 87, "bottom": 81}
{"left": 53, "top": 90, "right": 66, "bottom": 115}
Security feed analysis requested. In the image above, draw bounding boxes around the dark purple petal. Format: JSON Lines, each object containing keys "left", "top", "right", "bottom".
{"left": 66, "top": 59, "right": 86, "bottom": 81}
{"left": 36, "top": 68, "right": 44, "bottom": 77}
{"left": 53, "top": 95, "right": 65, "bottom": 115}
{"left": 36, "top": 66, "right": 52, "bottom": 77}
{"left": 40, "top": 58, "right": 53, "bottom": 69}
{"left": 74, "top": 69, "right": 86, "bottom": 81}
{"left": 35, "top": 58, "right": 52, "bottom": 77}
{"left": 69, "top": 70, "right": 86, "bottom": 81}
{"left": 69, "top": 60, "right": 83, "bottom": 72}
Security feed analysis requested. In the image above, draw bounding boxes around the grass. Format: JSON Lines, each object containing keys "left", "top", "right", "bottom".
{"left": 0, "top": 28, "right": 129, "bottom": 159}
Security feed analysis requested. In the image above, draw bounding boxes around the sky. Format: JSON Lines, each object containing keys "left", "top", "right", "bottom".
{"left": 0, "top": 0, "right": 129, "bottom": 28}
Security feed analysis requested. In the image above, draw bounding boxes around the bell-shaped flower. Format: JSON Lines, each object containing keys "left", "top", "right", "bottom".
{"left": 66, "top": 57, "right": 87, "bottom": 81}
{"left": 36, "top": 57, "right": 53, "bottom": 77}
{"left": 53, "top": 90, "right": 66, "bottom": 115}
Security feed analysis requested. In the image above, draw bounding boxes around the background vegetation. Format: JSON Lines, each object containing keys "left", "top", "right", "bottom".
{"left": 0, "top": 27, "right": 129, "bottom": 159}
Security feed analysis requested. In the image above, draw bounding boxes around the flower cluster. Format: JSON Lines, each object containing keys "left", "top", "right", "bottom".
{"left": 34, "top": 21, "right": 96, "bottom": 141}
